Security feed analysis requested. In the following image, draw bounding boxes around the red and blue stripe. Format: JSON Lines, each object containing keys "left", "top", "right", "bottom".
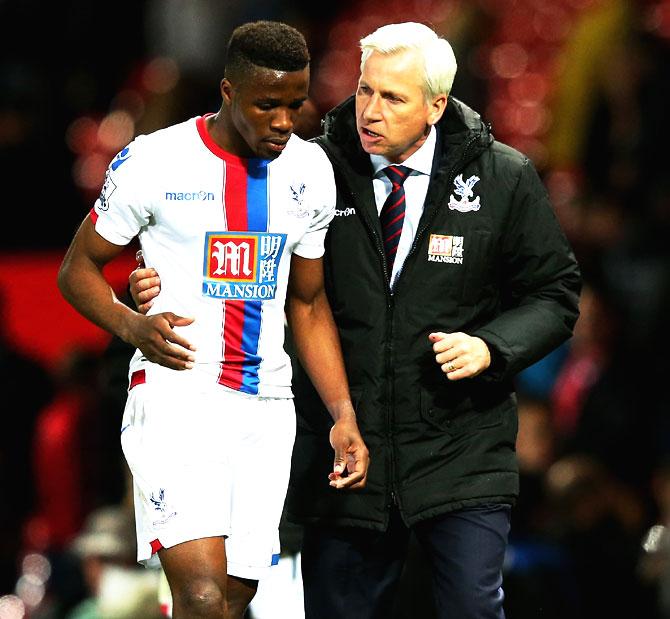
{"left": 197, "top": 116, "right": 271, "bottom": 395}
{"left": 218, "top": 158, "right": 270, "bottom": 395}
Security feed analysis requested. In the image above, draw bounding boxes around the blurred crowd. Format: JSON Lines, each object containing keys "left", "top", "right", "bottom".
{"left": 2, "top": 0, "right": 670, "bottom": 617}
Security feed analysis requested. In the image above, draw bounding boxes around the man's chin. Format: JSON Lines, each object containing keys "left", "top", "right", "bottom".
{"left": 255, "top": 147, "right": 282, "bottom": 161}
{"left": 360, "top": 142, "right": 384, "bottom": 156}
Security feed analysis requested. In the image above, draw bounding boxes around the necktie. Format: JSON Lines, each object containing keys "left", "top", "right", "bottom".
{"left": 380, "top": 165, "right": 411, "bottom": 276}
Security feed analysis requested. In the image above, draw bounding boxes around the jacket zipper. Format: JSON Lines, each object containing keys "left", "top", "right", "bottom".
{"left": 332, "top": 134, "right": 480, "bottom": 522}
{"left": 385, "top": 133, "right": 480, "bottom": 516}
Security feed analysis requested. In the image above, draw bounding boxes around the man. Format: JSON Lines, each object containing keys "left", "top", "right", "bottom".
{"left": 131, "top": 21, "right": 580, "bottom": 619}
{"left": 58, "top": 21, "right": 368, "bottom": 619}
{"left": 289, "top": 22, "right": 579, "bottom": 619}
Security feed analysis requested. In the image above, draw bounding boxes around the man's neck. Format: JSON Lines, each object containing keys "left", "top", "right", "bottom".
{"left": 206, "top": 112, "right": 252, "bottom": 158}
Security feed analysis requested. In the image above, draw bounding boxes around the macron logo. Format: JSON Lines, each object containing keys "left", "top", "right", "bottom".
{"left": 165, "top": 190, "right": 216, "bottom": 201}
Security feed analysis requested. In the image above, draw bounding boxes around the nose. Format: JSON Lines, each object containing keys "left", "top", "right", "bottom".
{"left": 362, "top": 93, "right": 382, "bottom": 122}
{"left": 271, "top": 108, "right": 293, "bottom": 134}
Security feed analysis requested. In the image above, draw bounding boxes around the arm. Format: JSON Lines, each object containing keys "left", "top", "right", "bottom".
{"left": 58, "top": 217, "right": 196, "bottom": 370}
{"left": 469, "top": 159, "right": 581, "bottom": 381}
{"left": 286, "top": 254, "right": 369, "bottom": 489}
{"left": 429, "top": 159, "right": 580, "bottom": 382}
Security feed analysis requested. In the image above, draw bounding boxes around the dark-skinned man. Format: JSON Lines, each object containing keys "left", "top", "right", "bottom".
{"left": 58, "top": 21, "right": 368, "bottom": 619}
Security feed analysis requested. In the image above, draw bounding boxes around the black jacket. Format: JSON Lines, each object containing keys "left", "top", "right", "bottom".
{"left": 286, "top": 96, "right": 581, "bottom": 531}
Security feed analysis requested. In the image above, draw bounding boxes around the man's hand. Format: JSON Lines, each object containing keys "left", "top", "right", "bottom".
{"left": 129, "top": 250, "right": 161, "bottom": 314}
{"left": 429, "top": 331, "right": 491, "bottom": 380}
{"left": 328, "top": 413, "right": 370, "bottom": 490}
{"left": 123, "top": 311, "right": 196, "bottom": 371}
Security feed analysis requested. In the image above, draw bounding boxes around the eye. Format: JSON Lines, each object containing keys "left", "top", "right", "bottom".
{"left": 257, "top": 102, "right": 274, "bottom": 111}
{"left": 357, "top": 85, "right": 372, "bottom": 95}
{"left": 289, "top": 100, "right": 305, "bottom": 111}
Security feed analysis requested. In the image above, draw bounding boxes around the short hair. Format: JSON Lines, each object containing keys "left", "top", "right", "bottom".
{"left": 359, "top": 22, "right": 457, "bottom": 100}
{"left": 226, "top": 21, "right": 310, "bottom": 79}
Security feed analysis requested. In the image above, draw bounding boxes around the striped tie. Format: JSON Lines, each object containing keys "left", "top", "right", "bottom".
{"left": 380, "top": 165, "right": 411, "bottom": 275}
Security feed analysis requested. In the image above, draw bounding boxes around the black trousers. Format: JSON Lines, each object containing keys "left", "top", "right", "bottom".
{"left": 301, "top": 504, "right": 510, "bottom": 619}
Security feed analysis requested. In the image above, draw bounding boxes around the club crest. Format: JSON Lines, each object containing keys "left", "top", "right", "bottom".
{"left": 290, "top": 183, "right": 305, "bottom": 205}
{"left": 150, "top": 488, "right": 177, "bottom": 526}
{"left": 448, "top": 174, "right": 481, "bottom": 212}
{"left": 288, "top": 183, "right": 309, "bottom": 218}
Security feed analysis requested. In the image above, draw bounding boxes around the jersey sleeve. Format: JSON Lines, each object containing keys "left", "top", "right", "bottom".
{"left": 90, "top": 138, "right": 152, "bottom": 246}
{"left": 292, "top": 148, "right": 336, "bottom": 259}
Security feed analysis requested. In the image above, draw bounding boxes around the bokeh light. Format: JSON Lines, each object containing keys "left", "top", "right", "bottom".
{"left": 98, "top": 111, "right": 135, "bottom": 152}
{"left": 0, "top": 596, "right": 25, "bottom": 619}
{"left": 65, "top": 117, "right": 99, "bottom": 155}
{"left": 142, "top": 57, "right": 180, "bottom": 95}
{"left": 73, "top": 153, "right": 109, "bottom": 191}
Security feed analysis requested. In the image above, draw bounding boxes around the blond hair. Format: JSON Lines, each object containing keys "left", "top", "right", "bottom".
{"left": 360, "top": 22, "right": 457, "bottom": 100}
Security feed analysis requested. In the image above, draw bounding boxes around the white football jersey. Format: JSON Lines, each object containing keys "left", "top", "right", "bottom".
{"left": 91, "top": 115, "right": 335, "bottom": 397}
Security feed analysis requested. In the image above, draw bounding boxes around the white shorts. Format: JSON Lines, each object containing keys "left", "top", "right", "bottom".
{"left": 120, "top": 374, "right": 296, "bottom": 580}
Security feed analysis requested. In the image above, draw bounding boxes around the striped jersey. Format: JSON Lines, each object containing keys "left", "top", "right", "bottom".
{"left": 91, "top": 115, "right": 336, "bottom": 398}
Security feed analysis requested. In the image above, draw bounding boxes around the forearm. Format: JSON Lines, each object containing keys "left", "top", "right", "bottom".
{"left": 287, "top": 293, "right": 354, "bottom": 422}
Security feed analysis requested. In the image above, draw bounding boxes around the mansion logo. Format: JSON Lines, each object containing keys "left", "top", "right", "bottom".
{"left": 427, "top": 235, "right": 464, "bottom": 264}
{"left": 202, "top": 231, "right": 287, "bottom": 301}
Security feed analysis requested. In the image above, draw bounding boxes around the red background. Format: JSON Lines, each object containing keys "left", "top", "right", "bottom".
{"left": 0, "top": 249, "right": 138, "bottom": 367}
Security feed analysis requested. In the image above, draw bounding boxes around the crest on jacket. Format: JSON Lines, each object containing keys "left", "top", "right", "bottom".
{"left": 448, "top": 174, "right": 481, "bottom": 212}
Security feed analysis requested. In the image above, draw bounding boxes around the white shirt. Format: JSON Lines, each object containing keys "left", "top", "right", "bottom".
{"left": 91, "top": 115, "right": 336, "bottom": 398}
{"left": 370, "top": 126, "right": 436, "bottom": 290}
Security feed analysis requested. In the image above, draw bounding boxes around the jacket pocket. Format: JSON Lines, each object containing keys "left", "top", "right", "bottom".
{"left": 420, "top": 387, "right": 504, "bottom": 434}
{"left": 414, "top": 228, "right": 494, "bottom": 310}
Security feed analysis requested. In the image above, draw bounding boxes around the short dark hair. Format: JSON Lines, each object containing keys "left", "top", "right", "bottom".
{"left": 226, "top": 21, "right": 310, "bottom": 79}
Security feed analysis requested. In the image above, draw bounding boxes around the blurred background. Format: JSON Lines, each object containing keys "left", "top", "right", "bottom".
{"left": 1, "top": 0, "right": 670, "bottom": 617}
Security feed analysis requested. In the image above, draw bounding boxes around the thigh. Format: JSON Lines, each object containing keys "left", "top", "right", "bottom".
{"left": 414, "top": 504, "right": 511, "bottom": 619}
{"left": 301, "top": 508, "right": 410, "bottom": 619}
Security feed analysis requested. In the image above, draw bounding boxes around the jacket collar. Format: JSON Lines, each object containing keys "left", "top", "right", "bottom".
{"left": 317, "top": 96, "right": 492, "bottom": 231}
{"left": 321, "top": 94, "right": 492, "bottom": 163}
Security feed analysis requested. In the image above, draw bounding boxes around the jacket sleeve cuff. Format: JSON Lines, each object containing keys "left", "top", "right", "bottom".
{"left": 473, "top": 331, "right": 514, "bottom": 383}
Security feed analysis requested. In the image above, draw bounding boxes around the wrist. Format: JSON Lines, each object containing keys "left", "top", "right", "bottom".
{"left": 327, "top": 400, "right": 356, "bottom": 423}
{"left": 115, "top": 303, "right": 141, "bottom": 344}
{"left": 474, "top": 336, "right": 491, "bottom": 369}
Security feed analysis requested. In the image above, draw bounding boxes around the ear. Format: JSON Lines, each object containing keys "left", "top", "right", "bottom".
{"left": 221, "top": 78, "right": 234, "bottom": 106}
{"left": 427, "top": 93, "right": 448, "bottom": 126}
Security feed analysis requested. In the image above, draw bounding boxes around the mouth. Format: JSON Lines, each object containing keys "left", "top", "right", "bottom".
{"left": 265, "top": 138, "right": 289, "bottom": 153}
{"left": 360, "top": 127, "right": 382, "bottom": 138}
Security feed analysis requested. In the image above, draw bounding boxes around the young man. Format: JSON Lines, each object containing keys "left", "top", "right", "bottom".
{"left": 58, "top": 21, "right": 368, "bottom": 619}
